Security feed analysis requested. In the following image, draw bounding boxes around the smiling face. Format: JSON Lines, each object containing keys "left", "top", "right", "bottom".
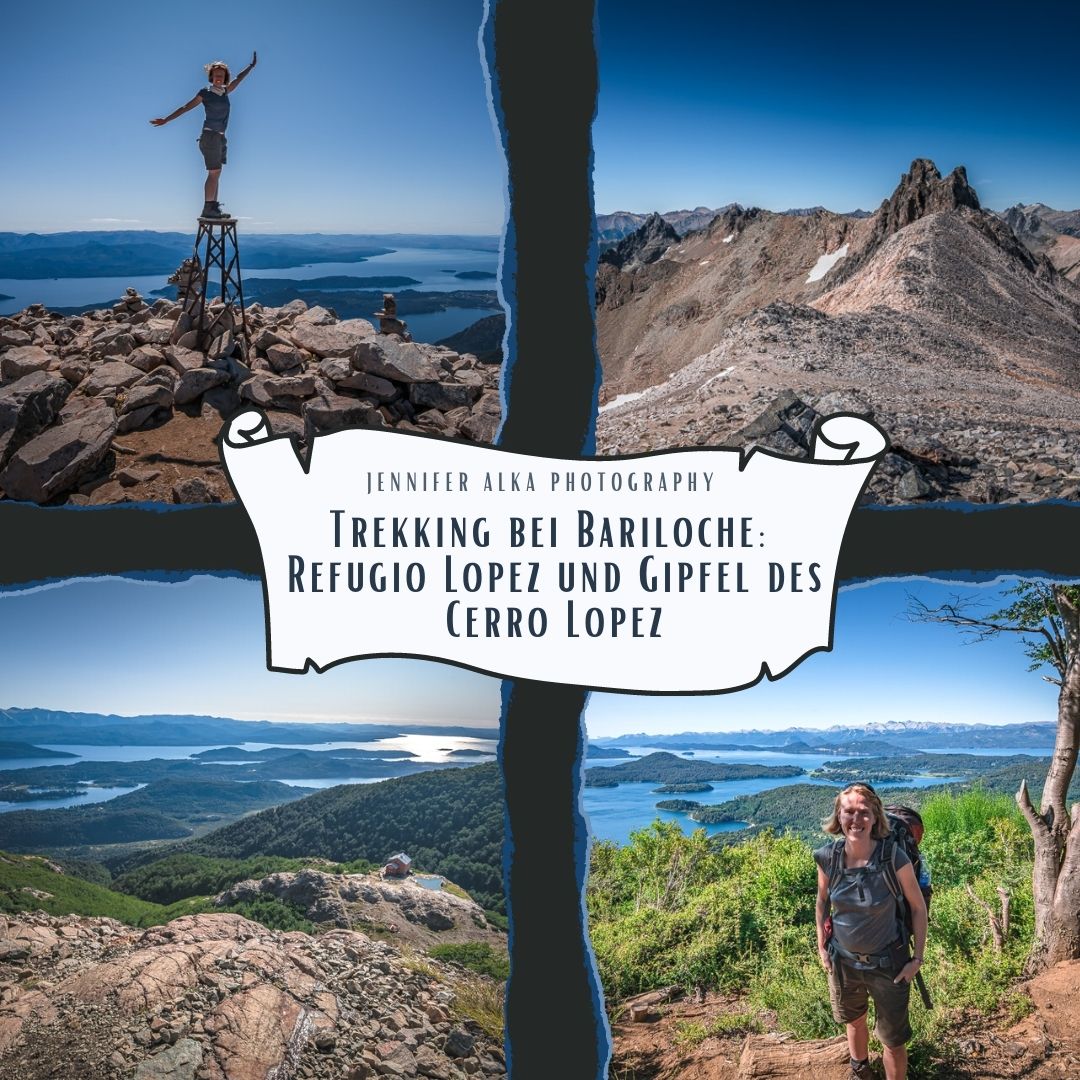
{"left": 210, "top": 66, "right": 228, "bottom": 85}
{"left": 839, "top": 791, "right": 875, "bottom": 840}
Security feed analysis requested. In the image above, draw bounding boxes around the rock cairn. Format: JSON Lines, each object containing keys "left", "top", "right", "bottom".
{"left": 0, "top": 292, "right": 500, "bottom": 505}
{"left": 373, "top": 294, "right": 412, "bottom": 341}
{"left": 0, "top": 911, "right": 506, "bottom": 1080}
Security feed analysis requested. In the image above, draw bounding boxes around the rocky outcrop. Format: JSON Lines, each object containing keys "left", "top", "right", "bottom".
{"left": 1000, "top": 203, "right": 1080, "bottom": 283}
{"left": 874, "top": 158, "right": 980, "bottom": 238}
{"left": 0, "top": 292, "right": 501, "bottom": 506}
{"left": 214, "top": 870, "right": 504, "bottom": 951}
{"left": 600, "top": 212, "right": 680, "bottom": 271}
{"left": 435, "top": 315, "right": 505, "bottom": 366}
{"left": 596, "top": 161, "right": 1080, "bottom": 504}
{"left": 0, "top": 911, "right": 506, "bottom": 1080}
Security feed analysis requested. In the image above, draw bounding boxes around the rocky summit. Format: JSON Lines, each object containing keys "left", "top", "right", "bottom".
{"left": 0, "top": 910, "right": 506, "bottom": 1080}
{"left": 0, "top": 292, "right": 501, "bottom": 505}
{"left": 212, "top": 869, "right": 505, "bottom": 952}
{"left": 596, "top": 159, "right": 1080, "bottom": 504}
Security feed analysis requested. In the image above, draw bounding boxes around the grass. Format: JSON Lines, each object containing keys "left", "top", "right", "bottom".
{"left": 450, "top": 974, "right": 505, "bottom": 1042}
{"left": 428, "top": 941, "right": 509, "bottom": 980}
{"left": 673, "top": 1010, "right": 764, "bottom": 1049}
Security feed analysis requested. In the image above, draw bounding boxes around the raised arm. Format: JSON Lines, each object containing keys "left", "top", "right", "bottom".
{"left": 150, "top": 94, "right": 202, "bottom": 127}
{"left": 228, "top": 51, "right": 257, "bottom": 93}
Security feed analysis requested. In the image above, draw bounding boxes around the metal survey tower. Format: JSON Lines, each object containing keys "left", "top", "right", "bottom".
{"left": 183, "top": 215, "right": 249, "bottom": 351}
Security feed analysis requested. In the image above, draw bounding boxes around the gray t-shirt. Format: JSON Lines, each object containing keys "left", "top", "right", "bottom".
{"left": 197, "top": 87, "right": 230, "bottom": 133}
{"left": 815, "top": 839, "right": 910, "bottom": 960}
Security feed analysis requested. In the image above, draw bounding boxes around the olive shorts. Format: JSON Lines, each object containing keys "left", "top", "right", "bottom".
{"left": 828, "top": 960, "right": 912, "bottom": 1048}
{"left": 198, "top": 130, "right": 227, "bottom": 170}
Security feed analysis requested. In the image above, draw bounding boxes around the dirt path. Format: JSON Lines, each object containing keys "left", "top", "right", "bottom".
{"left": 608, "top": 961, "right": 1080, "bottom": 1079}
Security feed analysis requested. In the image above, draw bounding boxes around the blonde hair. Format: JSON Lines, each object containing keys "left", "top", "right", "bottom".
{"left": 822, "top": 783, "right": 891, "bottom": 839}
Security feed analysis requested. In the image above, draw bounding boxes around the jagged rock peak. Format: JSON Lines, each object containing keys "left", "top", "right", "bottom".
{"left": 875, "top": 158, "right": 981, "bottom": 237}
{"left": 600, "top": 212, "right": 680, "bottom": 270}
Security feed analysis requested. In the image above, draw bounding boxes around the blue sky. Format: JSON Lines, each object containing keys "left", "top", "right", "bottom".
{"left": 586, "top": 577, "right": 1065, "bottom": 737}
{"left": 0, "top": 576, "right": 501, "bottom": 727}
{"left": 1, "top": 0, "right": 504, "bottom": 234}
{"left": 0, "top": 575, "right": 1062, "bottom": 737}
{"left": 594, "top": 0, "right": 1080, "bottom": 215}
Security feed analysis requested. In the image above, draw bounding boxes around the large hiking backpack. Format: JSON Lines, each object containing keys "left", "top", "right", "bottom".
{"left": 881, "top": 805, "right": 932, "bottom": 927}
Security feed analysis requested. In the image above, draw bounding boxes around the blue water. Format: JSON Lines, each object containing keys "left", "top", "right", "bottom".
{"left": 583, "top": 745, "right": 981, "bottom": 845}
{"left": 0, "top": 246, "right": 501, "bottom": 344}
{"left": 0, "top": 783, "right": 144, "bottom": 812}
{"left": 0, "top": 735, "right": 498, "bottom": 813}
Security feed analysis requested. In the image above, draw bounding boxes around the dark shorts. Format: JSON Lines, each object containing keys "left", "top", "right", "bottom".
{"left": 828, "top": 960, "right": 912, "bottom": 1048}
{"left": 198, "top": 130, "right": 227, "bottom": 170}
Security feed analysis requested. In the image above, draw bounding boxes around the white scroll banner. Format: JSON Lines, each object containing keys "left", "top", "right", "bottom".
{"left": 221, "top": 412, "right": 887, "bottom": 693}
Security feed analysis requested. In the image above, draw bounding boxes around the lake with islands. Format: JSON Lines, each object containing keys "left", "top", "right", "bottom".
{"left": 0, "top": 734, "right": 498, "bottom": 812}
{"left": 581, "top": 745, "right": 1048, "bottom": 845}
{"left": 0, "top": 246, "right": 501, "bottom": 343}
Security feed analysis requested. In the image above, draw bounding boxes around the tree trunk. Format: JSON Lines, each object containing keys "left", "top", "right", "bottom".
{"left": 1021, "top": 587, "right": 1080, "bottom": 971}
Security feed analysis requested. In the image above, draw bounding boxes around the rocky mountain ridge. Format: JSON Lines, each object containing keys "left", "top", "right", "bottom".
{"left": 596, "top": 159, "right": 1080, "bottom": 504}
{"left": 0, "top": 292, "right": 500, "bottom": 506}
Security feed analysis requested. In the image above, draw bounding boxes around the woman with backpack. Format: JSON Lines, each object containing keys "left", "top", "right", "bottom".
{"left": 815, "top": 783, "right": 928, "bottom": 1080}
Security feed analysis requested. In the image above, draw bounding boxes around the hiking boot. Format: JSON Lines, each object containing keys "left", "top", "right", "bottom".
{"left": 200, "top": 201, "right": 226, "bottom": 220}
{"left": 849, "top": 1058, "right": 874, "bottom": 1080}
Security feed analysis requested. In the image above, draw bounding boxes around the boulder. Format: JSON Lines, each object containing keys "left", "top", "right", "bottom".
{"left": 1, "top": 345, "right": 53, "bottom": 381}
{"left": 120, "top": 383, "right": 174, "bottom": 415}
{"left": 303, "top": 392, "right": 387, "bottom": 435}
{"left": 319, "top": 358, "right": 398, "bottom": 400}
{"left": 409, "top": 382, "right": 482, "bottom": 412}
{"left": 265, "top": 343, "right": 306, "bottom": 374}
{"left": 172, "top": 476, "right": 222, "bottom": 504}
{"left": 459, "top": 392, "right": 502, "bottom": 443}
{"left": 290, "top": 318, "right": 376, "bottom": 359}
{"left": 58, "top": 355, "right": 91, "bottom": 385}
{"left": 0, "top": 371, "right": 71, "bottom": 468}
{"left": 240, "top": 373, "right": 318, "bottom": 412}
{"left": 0, "top": 406, "right": 117, "bottom": 503}
{"left": 164, "top": 346, "right": 206, "bottom": 375}
{"left": 252, "top": 326, "right": 291, "bottom": 351}
{"left": 134, "top": 1037, "right": 203, "bottom": 1080}
{"left": 128, "top": 345, "right": 167, "bottom": 373}
{"left": 353, "top": 339, "right": 441, "bottom": 384}
{"left": 0, "top": 328, "right": 32, "bottom": 348}
{"left": 132, "top": 318, "right": 175, "bottom": 346}
{"left": 100, "top": 332, "right": 136, "bottom": 358}
{"left": 173, "top": 367, "right": 229, "bottom": 406}
{"left": 81, "top": 361, "right": 144, "bottom": 398}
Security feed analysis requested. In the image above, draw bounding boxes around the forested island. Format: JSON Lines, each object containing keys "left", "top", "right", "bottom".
{"left": 584, "top": 752, "right": 803, "bottom": 787}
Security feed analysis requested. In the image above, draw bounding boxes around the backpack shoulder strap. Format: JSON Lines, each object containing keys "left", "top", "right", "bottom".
{"left": 827, "top": 838, "right": 845, "bottom": 893}
{"left": 880, "top": 835, "right": 902, "bottom": 900}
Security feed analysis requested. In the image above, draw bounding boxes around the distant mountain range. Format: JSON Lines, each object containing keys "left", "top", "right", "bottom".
{"left": 596, "top": 205, "right": 873, "bottom": 246}
{"left": 594, "top": 720, "right": 1058, "bottom": 751}
{"left": 596, "top": 159, "right": 1080, "bottom": 504}
{"left": 0, "top": 706, "right": 495, "bottom": 746}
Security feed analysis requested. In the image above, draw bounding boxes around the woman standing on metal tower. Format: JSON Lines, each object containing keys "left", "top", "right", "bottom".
{"left": 150, "top": 52, "right": 257, "bottom": 219}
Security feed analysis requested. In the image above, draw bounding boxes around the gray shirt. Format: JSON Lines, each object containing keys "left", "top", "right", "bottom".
{"left": 197, "top": 87, "right": 230, "bottom": 133}
{"left": 815, "top": 838, "right": 910, "bottom": 959}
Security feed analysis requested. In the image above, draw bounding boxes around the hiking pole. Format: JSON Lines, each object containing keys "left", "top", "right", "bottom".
{"left": 914, "top": 970, "right": 932, "bottom": 1010}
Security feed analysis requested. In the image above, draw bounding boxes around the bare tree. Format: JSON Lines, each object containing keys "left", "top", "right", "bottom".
{"left": 909, "top": 582, "right": 1080, "bottom": 971}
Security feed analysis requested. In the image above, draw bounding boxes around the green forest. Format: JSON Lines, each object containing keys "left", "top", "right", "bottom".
{"left": 178, "top": 763, "right": 504, "bottom": 913}
{"left": 587, "top": 788, "right": 1036, "bottom": 1076}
